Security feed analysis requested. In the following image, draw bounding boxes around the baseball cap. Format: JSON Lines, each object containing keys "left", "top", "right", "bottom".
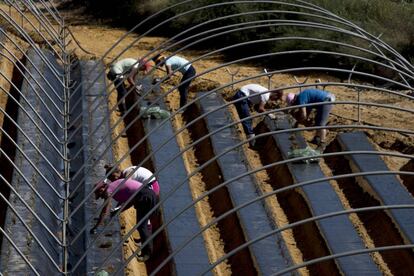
{"left": 152, "top": 54, "right": 165, "bottom": 64}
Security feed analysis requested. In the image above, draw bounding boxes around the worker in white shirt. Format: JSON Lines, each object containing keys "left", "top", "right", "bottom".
{"left": 233, "top": 83, "right": 283, "bottom": 146}
{"left": 107, "top": 58, "right": 152, "bottom": 112}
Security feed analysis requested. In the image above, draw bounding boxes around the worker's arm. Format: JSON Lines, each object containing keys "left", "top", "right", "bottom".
{"left": 127, "top": 68, "right": 138, "bottom": 86}
{"left": 90, "top": 197, "right": 112, "bottom": 234}
{"left": 257, "top": 101, "right": 266, "bottom": 113}
{"left": 110, "top": 199, "right": 133, "bottom": 216}
{"left": 139, "top": 62, "right": 152, "bottom": 75}
{"left": 165, "top": 65, "right": 173, "bottom": 79}
{"left": 143, "top": 66, "right": 151, "bottom": 75}
{"left": 298, "top": 107, "right": 307, "bottom": 122}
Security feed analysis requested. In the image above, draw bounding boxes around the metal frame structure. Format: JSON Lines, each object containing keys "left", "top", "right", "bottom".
{"left": 0, "top": 0, "right": 413, "bottom": 275}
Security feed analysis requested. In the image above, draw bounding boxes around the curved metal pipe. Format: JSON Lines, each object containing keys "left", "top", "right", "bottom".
{"left": 0, "top": 28, "right": 65, "bottom": 103}
{"left": 202, "top": 205, "right": 414, "bottom": 275}
{"left": 3, "top": 1, "right": 63, "bottom": 59}
{"left": 68, "top": 69, "right": 414, "bottom": 217}
{"left": 87, "top": 138, "right": 414, "bottom": 273}
{"left": 67, "top": 45, "right": 414, "bottom": 197}
{"left": 0, "top": 9, "right": 65, "bottom": 79}
{"left": 0, "top": 226, "right": 40, "bottom": 276}
{"left": 0, "top": 124, "right": 66, "bottom": 198}
{"left": 0, "top": 45, "right": 66, "bottom": 122}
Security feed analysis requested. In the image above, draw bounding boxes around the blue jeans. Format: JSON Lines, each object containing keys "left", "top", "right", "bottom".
{"left": 233, "top": 90, "right": 253, "bottom": 135}
{"left": 179, "top": 65, "right": 196, "bottom": 108}
{"left": 315, "top": 94, "right": 335, "bottom": 126}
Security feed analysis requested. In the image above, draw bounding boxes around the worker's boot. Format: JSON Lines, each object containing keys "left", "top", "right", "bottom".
{"left": 136, "top": 253, "right": 150, "bottom": 262}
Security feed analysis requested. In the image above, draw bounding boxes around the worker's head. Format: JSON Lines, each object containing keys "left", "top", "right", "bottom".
{"left": 269, "top": 89, "right": 284, "bottom": 101}
{"left": 138, "top": 58, "right": 152, "bottom": 72}
{"left": 94, "top": 180, "right": 107, "bottom": 199}
{"left": 104, "top": 164, "right": 122, "bottom": 181}
{"left": 286, "top": 93, "right": 296, "bottom": 106}
{"left": 106, "top": 70, "right": 117, "bottom": 81}
{"left": 152, "top": 54, "right": 165, "bottom": 65}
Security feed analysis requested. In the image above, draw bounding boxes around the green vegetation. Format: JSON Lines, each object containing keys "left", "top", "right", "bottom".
{"left": 71, "top": 0, "right": 414, "bottom": 80}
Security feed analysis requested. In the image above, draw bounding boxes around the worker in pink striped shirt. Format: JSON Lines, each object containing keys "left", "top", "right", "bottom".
{"left": 91, "top": 176, "right": 158, "bottom": 262}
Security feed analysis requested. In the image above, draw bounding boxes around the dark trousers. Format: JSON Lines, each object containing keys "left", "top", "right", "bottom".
{"left": 178, "top": 65, "right": 196, "bottom": 108}
{"left": 134, "top": 187, "right": 158, "bottom": 256}
{"left": 113, "top": 77, "right": 127, "bottom": 112}
{"left": 233, "top": 90, "right": 253, "bottom": 135}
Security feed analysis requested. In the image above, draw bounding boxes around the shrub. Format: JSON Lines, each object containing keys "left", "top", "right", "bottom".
{"left": 77, "top": 0, "right": 414, "bottom": 80}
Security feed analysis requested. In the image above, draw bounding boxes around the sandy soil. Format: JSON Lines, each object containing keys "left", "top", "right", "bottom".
{"left": 107, "top": 87, "right": 146, "bottom": 275}
{"left": 317, "top": 160, "right": 393, "bottom": 275}
{"left": 59, "top": 6, "right": 414, "bottom": 168}
{"left": 165, "top": 92, "right": 231, "bottom": 276}
{"left": 227, "top": 105, "right": 309, "bottom": 275}
{"left": 1, "top": 2, "right": 414, "bottom": 275}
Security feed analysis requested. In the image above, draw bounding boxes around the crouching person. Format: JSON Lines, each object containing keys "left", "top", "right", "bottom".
{"left": 91, "top": 178, "right": 158, "bottom": 262}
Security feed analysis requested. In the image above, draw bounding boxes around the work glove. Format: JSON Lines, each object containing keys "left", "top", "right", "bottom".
{"left": 90, "top": 226, "right": 98, "bottom": 235}
{"left": 110, "top": 206, "right": 122, "bottom": 217}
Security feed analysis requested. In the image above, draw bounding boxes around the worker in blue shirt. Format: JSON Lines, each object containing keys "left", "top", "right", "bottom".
{"left": 152, "top": 54, "right": 196, "bottom": 111}
{"left": 285, "top": 88, "right": 335, "bottom": 147}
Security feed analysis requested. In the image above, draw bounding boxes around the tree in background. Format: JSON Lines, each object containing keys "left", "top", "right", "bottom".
{"left": 75, "top": 0, "right": 414, "bottom": 81}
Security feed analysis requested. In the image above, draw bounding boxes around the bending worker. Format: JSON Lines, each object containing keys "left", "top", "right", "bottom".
{"left": 91, "top": 166, "right": 158, "bottom": 262}
{"left": 285, "top": 88, "right": 335, "bottom": 147}
{"left": 233, "top": 83, "right": 283, "bottom": 146}
{"left": 107, "top": 58, "right": 152, "bottom": 112}
{"left": 104, "top": 164, "right": 160, "bottom": 197}
{"left": 152, "top": 54, "right": 196, "bottom": 110}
